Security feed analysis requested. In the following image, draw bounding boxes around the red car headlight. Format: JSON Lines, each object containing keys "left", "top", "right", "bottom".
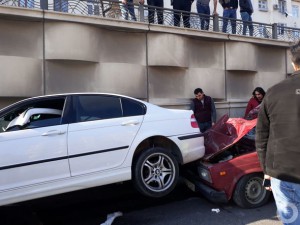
{"left": 198, "top": 167, "right": 212, "bottom": 183}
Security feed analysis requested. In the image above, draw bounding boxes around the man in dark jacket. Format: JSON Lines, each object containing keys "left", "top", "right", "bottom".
{"left": 191, "top": 88, "right": 216, "bottom": 133}
{"left": 147, "top": 0, "right": 164, "bottom": 24}
{"left": 256, "top": 40, "right": 300, "bottom": 225}
{"left": 219, "top": 0, "right": 238, "bottom": 34}
{"left": 172, "top": 0, "right": 194, "bottom": 28}
{"left": 239, "top": 0, "right": 253, "bottom": 36}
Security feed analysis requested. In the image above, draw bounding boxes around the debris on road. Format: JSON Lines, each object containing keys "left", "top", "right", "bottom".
{"left": 211, "top": 208, "right": 220, "bottom": 213}
{"left": 100, "top": 211, "right": 123, "bottom": 225}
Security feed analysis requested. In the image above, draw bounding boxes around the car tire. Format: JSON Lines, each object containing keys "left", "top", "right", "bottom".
{"left": 233, "top": 173, "right": 271, "bottom": 208}
{"left": 133, "top": 147, "right": 179, "bottom": 198}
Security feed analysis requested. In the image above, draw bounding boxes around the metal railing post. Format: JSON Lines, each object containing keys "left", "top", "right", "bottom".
{"left": 213, "top": 14, "right": 219, "bottom": 32}
{"left": 139, "top": 3, "right": 145, "bottom": 22}
{"left": 40, "top": 0, "right": 48, "bottom": 9}
{"left": 272, "top": 23, "right": 278, "bottom": 39}
{"left": 100, "top": 0, "right": 105, "bottom": 17}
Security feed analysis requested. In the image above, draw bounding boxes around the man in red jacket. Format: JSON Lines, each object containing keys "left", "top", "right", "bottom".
{"left": 191, "top": 88, "right": 216, "bottom": 133}
{"left": 256, "top": 40, "right": 300, "bottom": 225}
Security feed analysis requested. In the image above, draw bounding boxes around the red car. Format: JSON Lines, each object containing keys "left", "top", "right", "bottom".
{"left": 184, "top": 115, "right": 271, "bottom": 208}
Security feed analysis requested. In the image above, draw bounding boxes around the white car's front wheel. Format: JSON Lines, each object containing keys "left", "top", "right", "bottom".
{"left": 133, "top": 147, "right": 179, "bottom": 198}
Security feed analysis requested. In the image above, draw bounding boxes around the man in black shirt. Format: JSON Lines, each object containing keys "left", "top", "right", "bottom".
{"left": 172, "top": 0, "right": 193, "bottom": 28}
{"left": 147, "top": 0, "right": 164, "bottom": 24}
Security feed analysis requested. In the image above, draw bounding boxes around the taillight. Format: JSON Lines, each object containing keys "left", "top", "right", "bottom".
{"left": 191, "top": 114, "right": 198, "bottom": 128}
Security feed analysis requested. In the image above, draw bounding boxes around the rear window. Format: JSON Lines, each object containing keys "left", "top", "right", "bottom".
{"left": 75, "top": 95, "right": 122, "bottom": 122}
{"left": 121, "top": 98, "right": 146, "bottom": 117}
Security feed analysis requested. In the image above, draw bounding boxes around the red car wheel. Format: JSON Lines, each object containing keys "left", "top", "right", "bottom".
{"left": 233, "top": 173, "right": 271, "bottom": 208}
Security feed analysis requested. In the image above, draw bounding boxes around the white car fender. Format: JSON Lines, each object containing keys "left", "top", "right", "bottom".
{"left": 122, "top": 130, "right": 177, "bottom": 167}
{"left": 122, "top": 128, "right": 202, "bottom": 167}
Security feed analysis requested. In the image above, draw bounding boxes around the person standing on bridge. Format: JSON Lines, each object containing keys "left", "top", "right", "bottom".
{"left": 147, "top": 0, "right": 164, "bottom": 24}
{"left": 121, "top": 0, "right": 144, "bottom": 21}
{"left": 239, "top": 0, "right": 254, "bottom": 36}
{"left": 219, "top": 0, "right": 238, "bottom": 34}
{"left": 256, "top": 40, "right": 300, "bottom": 225}
{"left": 172, "top": 0, "right": 193, "bottom": 28}
{"left": 196, "top": 0, "right": 218, "bottom": 30}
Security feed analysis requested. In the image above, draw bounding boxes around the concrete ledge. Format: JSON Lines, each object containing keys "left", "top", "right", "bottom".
{"left": 228, "top": 34, "right": 291, "bottom": 47}
{"left": 0, "top": 5, "right": 43, "bottom": 20}
{"left": 149, "top": 24, "right": 229, "bottom": 41}
{"left": 0, "top": 5, "right": 294, "bottom": 46}
{"left": 44, "top": 11, "right": 150, "bottom": 31}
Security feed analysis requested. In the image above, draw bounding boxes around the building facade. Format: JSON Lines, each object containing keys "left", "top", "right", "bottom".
{"left": 0, "top": 5, "right": 293, "bottom": 120}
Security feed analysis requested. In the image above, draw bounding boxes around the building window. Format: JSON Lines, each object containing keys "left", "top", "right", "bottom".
{"left": 277, "top": 23, "right": 287, "bottom": 35}
{"left": 258, "top": 0, "right": 268, "bottom": 11}
{"left": 278, "top": 0, "right": 287, "bottom": 13}
{"left": 292, "top": 5, "right": 299, "bottom": 18}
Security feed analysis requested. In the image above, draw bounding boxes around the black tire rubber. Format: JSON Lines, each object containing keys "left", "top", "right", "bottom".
{"left": 233, "top": 173, "right": 271, "bottom": 208}
{"left": 133, "top": 147, "right": 179, "bottom": 198}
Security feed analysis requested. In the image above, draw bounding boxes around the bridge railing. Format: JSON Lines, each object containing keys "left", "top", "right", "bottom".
{"left": 1, "top": 0, "right": 300, "bottom": 42}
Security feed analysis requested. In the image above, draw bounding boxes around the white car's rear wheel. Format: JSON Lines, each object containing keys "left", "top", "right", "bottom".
{"left": 133, "top": 147, "right": 179, "bottom": 198}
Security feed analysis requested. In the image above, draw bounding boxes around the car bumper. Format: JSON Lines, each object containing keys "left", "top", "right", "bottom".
{"left": 175, "top": 133, "right": 205, "bottom": 164}
{"left": 183, "top": 170, "right": 228, "bottom": 204}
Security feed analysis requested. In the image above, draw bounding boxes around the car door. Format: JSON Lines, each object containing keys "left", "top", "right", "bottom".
{"left": 67, "top": 95, "right": 145, "bottom": 176}
{"left": 0, "top": 97, "right": 70, "bottom": 191}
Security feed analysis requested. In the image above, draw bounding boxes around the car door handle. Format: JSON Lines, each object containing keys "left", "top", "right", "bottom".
{"left": 42, "top": 130, "right": 66, "bottom": 136}
{"left": 121, "top": 120, "right": 140, "bottom": 126}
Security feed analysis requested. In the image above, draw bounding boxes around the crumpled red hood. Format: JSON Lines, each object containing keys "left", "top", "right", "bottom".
{"left": 203, "top": 114, "right": 257, "bottom": 160}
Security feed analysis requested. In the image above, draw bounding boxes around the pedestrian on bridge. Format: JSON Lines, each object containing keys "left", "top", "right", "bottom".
{"left": 172, "top": 0, "right": 193, "bottom": 28}
{"left": 239, "top": 0, "right": 254, "bottom": 36}
{"left": 121, "top": 0, "right": 144, "bottom": 21}
{"left": 196, "top": 0, "right": 218, "bottom": 30}
{"left": 219, "top": 0, "right": 238, "bottom": 34}
{"left": 147, "top": 0, "right": 164, "bottom": 24}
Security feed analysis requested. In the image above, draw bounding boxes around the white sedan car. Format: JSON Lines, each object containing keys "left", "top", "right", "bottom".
{"left": 0, "top": 93, "right": 204, "bottom": 206}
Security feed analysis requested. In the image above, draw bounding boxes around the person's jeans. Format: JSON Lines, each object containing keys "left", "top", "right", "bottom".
{"left": 198, "top": 121, "right": 212, "bottom": 133}
{"left": 271, "top": 177, "right": 300, "bottom": 225}
{"left": 147, "top": 0, "right": 164, "bottom": 24}
{"left": 244, "top": 127, "right": 255, "bottom": 140}
{"left": 222, "top": 8, "right": 236, "bottom": 34}
{"left": 87, "top": 0, "right": 100, "bottom": 15}
{"left": 121, "top": 0, "right": 137, "bottom": 21}
{"left": 173, "top": 0, "right": 192, "bottom": 28}
{"left": 196, "top": 3, "right": 210, "bottom": 30}
{"left": 54, "top": 0, "right": 68, "bottom": 12}
{"left": 19, "top": 0, "right": 34, "bottom": 8}
{"left": 240, "top": 12, "right": 253, "bottom": 36}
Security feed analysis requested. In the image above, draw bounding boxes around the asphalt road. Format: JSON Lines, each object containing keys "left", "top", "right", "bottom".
{"left": 0, "top": 180, "right": 281, "bottom": 225}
